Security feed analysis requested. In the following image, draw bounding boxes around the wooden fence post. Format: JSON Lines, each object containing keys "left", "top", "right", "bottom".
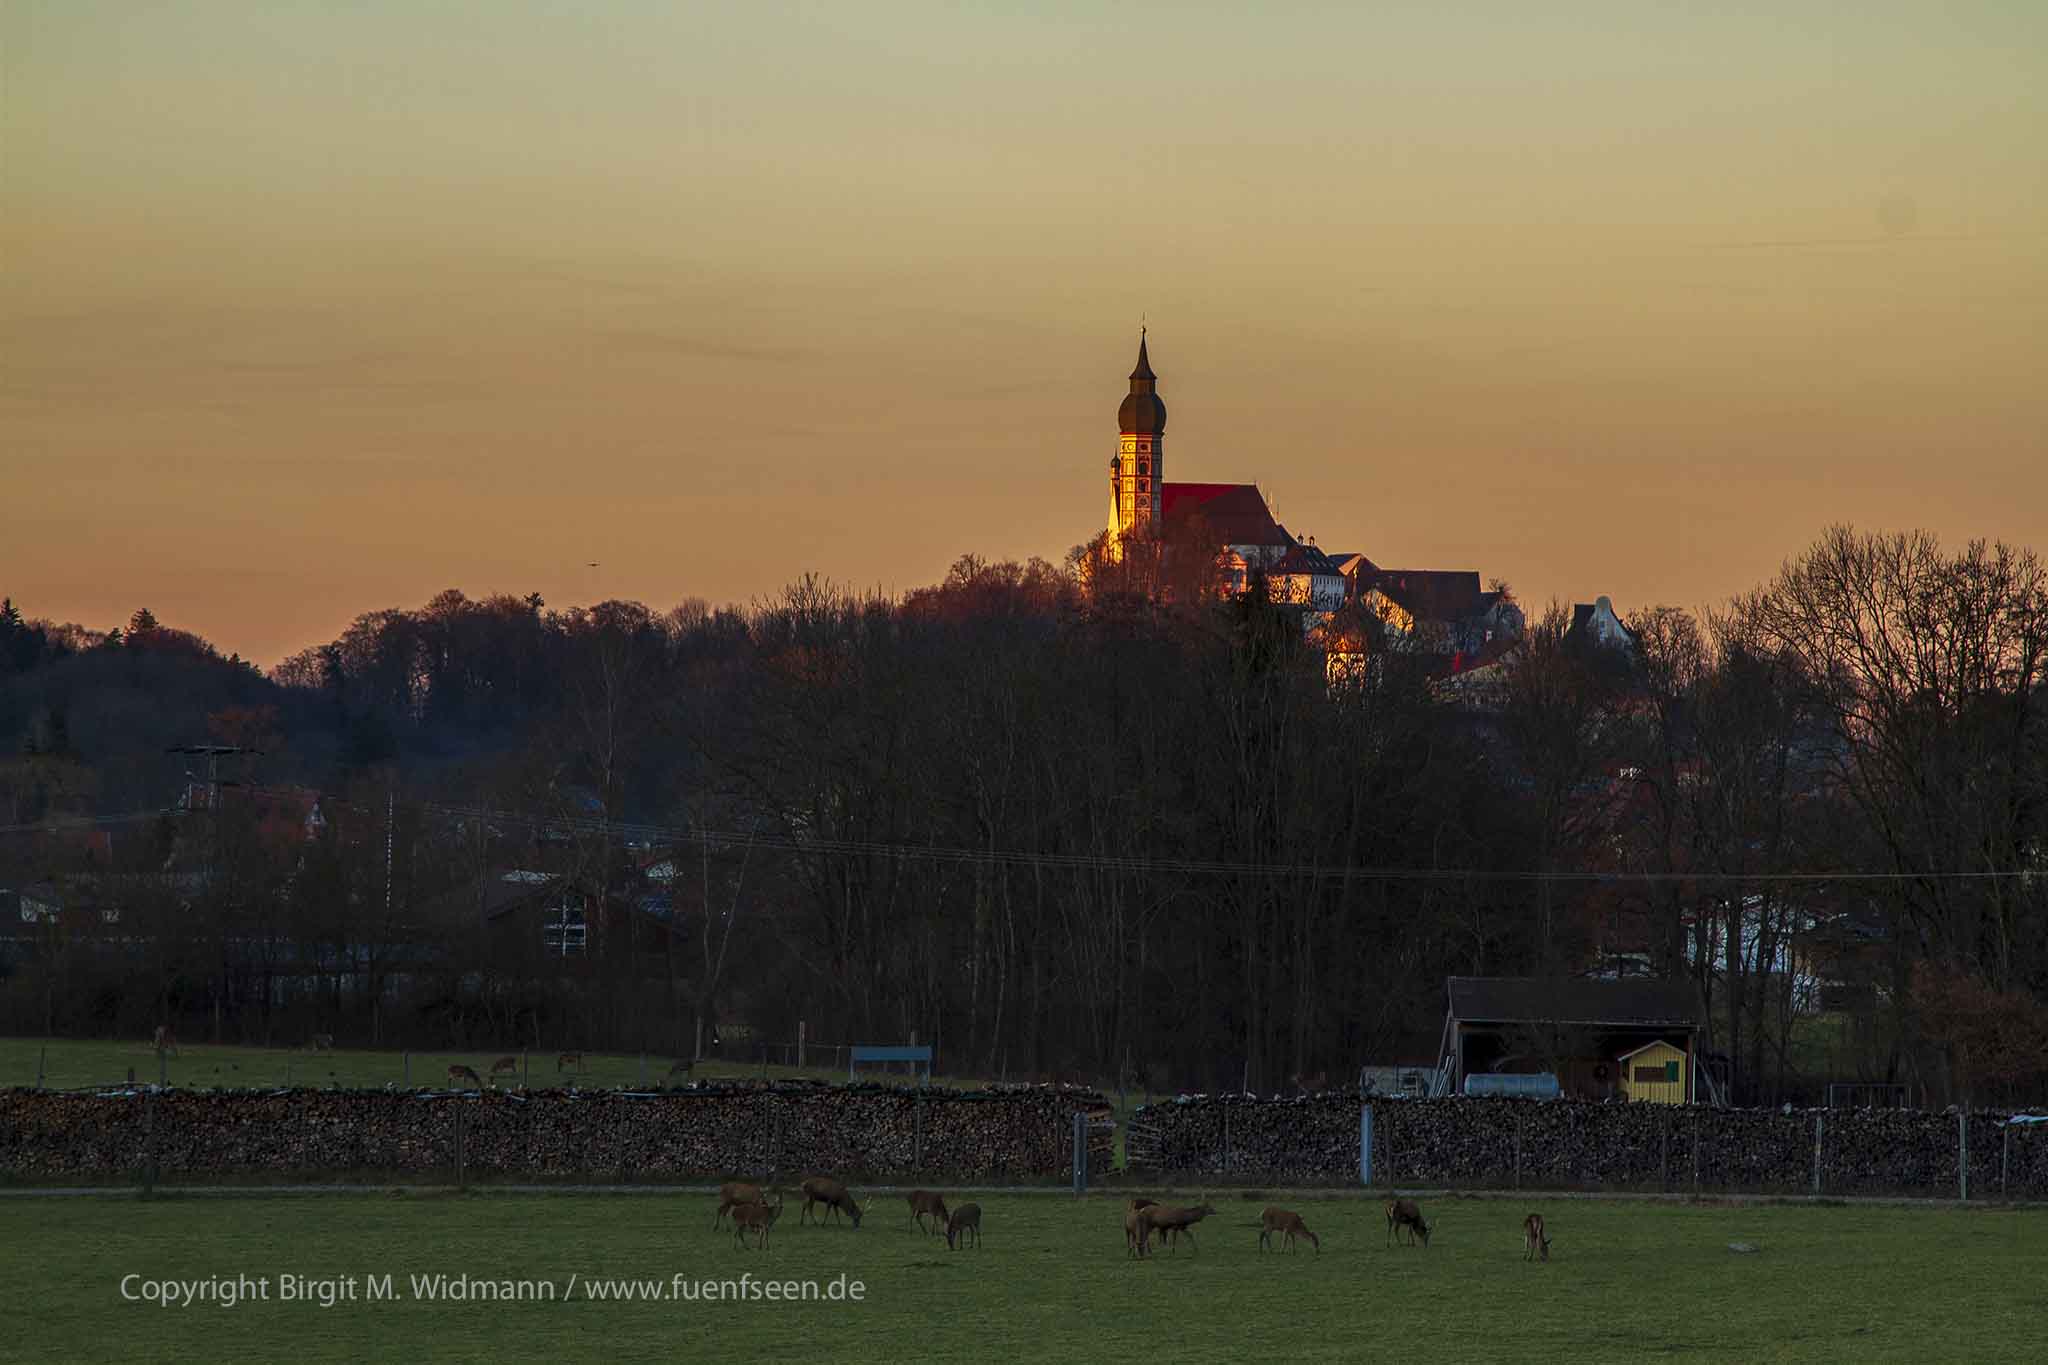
{"left": 1812, "top": 1113, "right": 1823, "bottom": 1195}
{"left": 1513, "top": 1109, "right": 1522, "bottom": 1190}
{"left": 1691, "top": 1109, "right": 1700, "bottom": 1197}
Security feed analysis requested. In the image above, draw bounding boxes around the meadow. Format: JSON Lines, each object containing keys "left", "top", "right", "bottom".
{"left": 0, "top": 1035, "right": 877, "bottom": 1094}
{"left": 3, "top": 1191, "right": 2045, "bottom": 1363}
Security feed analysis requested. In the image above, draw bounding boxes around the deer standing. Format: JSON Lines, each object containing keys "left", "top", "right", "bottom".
{"left": 799, "top": 1176, "right": 864, "bottom": 1228}
{"left": 557, "top": 1051, "right": 584, "bottom": 1074}
{"left": 447, "top": 1064, "right": 483, "bottom": 1089}
{"left": 1386, "top": 1198, "right": 1431, "bottom": 1247}
{"left": 308, "top": 1034, "right": 333, "bottom": 1052}
{"left": 945, "top": 1202, "right": 982, "bottom": 1250}
{"left": 1140, "top": 1203, "right": 1218, "bottom": 1254}
{"left": 731, "top": 1192, "right": 784, "bottom": 1250}
{"left": 714, "top": 1181, "right": 767, "bottom": 1230}
{"left": 152, "top": 1026, "right": 178, "bottom": 1057}
{"left": 1124, "top": 1200, "right": 1154, "bottom": 1258}
{"left": 1259, "top": 1206, "right": 1319, "bottom": 1254}
{"left": 907, "top": 1190, "right": 950, "bottom": 1235}
{"left": 488, "top": 1056, "right": 520, "bottom": 1086}
{"left": 1523, "top": 1213, "right": 1550, "bottom": 1262}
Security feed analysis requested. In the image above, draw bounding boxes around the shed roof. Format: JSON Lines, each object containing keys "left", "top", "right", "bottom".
{"left": 1448, "top": 975, "right": 1704, "bottom": 1027}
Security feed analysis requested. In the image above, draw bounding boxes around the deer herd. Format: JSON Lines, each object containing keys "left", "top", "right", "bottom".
{"left": 710, "top": 1181, "right": 1553, "bottom": 1265}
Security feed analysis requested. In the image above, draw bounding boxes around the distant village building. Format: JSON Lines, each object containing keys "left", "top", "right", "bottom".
{"left": 1568, "top": 595, "right": 1639, "bottom": 652}
{"left": 1102, "top": 334, "right": 1523, "bottom": 666}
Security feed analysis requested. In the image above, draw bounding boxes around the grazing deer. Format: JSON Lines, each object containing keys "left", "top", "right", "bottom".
{"left": 714, "top": 1181, "right": 767, "bottom": 1230}
{"left": 447, "top": 1064, "right": 483, "bottom": 1089}
{"left": 1140, "top": 1203, "right": 1218, "bottom": 1255}
{"left": 731, "top": 1192, "right": 784, "bottom": 1250}
{"left": 152, "top": 1026, "right": 178, "bottom": 1056}
{"left": 945, "top": 1202, "right": 982, "bottom": 1250}
{"left": 1523, "top": 1212, "right": 1550, "bottom": 1262}
{"left": 1259, "top": 1206, "right": 1319, "bottom": 1254}
{"left": 799, "top": 1176, "right": 864, "bottom": 1228}
{"left": 308, "top": 1033, "right": 333, "bottom": 1052}
{"left": 1386, "top": 1198, "right": 1431, "bottom": 1248}
{"left": 557, "top": 1051, "right": 584, "bottom": 1073}
{"left": 488, "top": 1056, "right": 520, "bottom": 1086}
{"left": 907, "top": 1190, "right": 950, "bottom": 1235}
{"left": 1290, "top": 1071, "right": 1327, "bottom": 1094}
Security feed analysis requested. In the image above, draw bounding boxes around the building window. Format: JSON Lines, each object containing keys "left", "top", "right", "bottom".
{"left": 544, "top": 903, "right": 586, "bottom": 956}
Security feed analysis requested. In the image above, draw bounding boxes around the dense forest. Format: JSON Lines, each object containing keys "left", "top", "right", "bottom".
{"left": 2, "top": 525, "right": 2045, "bottom": 1106}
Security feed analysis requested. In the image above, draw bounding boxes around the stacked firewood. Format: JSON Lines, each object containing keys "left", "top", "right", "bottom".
{"left": 0, "top": 1081, "right": 1112, "bottom": 1181}
{"left": 1125, "top": 1093, "right": 2048, "bottom": 1197}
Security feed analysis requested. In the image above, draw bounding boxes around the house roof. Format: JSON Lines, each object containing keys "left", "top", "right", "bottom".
{"left": 1361, "top": 569, "right": 1490, "bottom": 621}
{"left": 1160, "top": 482, "right": 1292, "bottom": 548}
{"left": 1570, "top": 596, "right": 1641, "bottom": 646}
{"left": 1271, "top": 543, "right": 1343, "bottom": 577}
{"left": 1616, "top": 1038, "right": 1688, "bottom": 1063}
{"left": 1447, "top": 975, "right": 1705, "bottom": 1027}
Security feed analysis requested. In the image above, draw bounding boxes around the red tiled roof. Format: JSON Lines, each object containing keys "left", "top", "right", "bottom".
{"left": 1160, "top": 482, "right": 1291, "bottom": 548}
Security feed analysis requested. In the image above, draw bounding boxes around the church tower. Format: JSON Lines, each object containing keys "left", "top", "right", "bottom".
{"left": 1108, "top": 332, "right": 1166, "bottom": 542}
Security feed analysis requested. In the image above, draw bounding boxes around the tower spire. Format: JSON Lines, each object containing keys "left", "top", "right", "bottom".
{"left": 1130, "top": 328, "right": 1155, "bottom": 383}
{"left": 1110, "top": 332, "right": 1165, "bottom": 546}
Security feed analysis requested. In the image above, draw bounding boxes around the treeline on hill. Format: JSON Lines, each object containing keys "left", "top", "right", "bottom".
{"left": 2, "top": 526, "right": 2045, "bottom": 1107}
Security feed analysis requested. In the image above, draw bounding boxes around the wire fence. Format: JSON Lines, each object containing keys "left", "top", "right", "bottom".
{"left": 1126, "top": 1096, "right": 2048, "bottom": 1199}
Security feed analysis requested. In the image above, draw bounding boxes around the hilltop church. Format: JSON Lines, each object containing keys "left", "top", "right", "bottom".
{"left": 1102, "top": 334, "right": 1524, "bottom": 666}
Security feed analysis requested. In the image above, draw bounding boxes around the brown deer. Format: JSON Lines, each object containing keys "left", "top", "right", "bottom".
{"left": 488, "top": 1056, "right": 520, "bottom": 1086}
{"left": 1523, "top": 1212, "right": 1550, "bottom": 1262}
{"left": 799, "top": 1176, "right": 864, "bottom": 1228}
{"left": 1124, "top": 1200, "right": 1153, "bottom": 1258}
{"left": 308, "top": 1033, "right": 334, "bottom": 1052}
{"left": 1290, "top": 1071, "right": 1327, "bottom": 1094}
{"left": 945, "top": 1202, "right": 982, "bottom": 1250}
{"left": 447, "top": 1064, "right": 483, "bottom": 1089}
{"left": 1140, "top": 1203, "right": 1218, "bottom": 1254}
{"left": 1259, "top": 1206, "right": 1320, "bottom": 1254}
{"left": 152, "top": 1026, "right": 178, "bottom": 1056}
{"left": 557, "top": 1051, "right": 584, "bottom": 1073}
{"left": 730, "top": 1192, "right": 784, "bottom": 1250}
{"left": 714, "top": 1181, "right": 767, "bottom": 1230}
{"left": 1386, "top": 1198, "right": 1431, "bottom": 1247}
{"left": 907, "top": 1190, "right": 950, "bottom": 1235}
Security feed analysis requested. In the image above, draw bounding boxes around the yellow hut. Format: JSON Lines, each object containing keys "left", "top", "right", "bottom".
{"left": 1617, "top": 1040, "right": 1689, "bottom": 1104}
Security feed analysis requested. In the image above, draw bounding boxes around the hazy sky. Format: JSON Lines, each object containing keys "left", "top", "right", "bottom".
{"left": 6, "top": 1, "right": 2045, "bottom": 665}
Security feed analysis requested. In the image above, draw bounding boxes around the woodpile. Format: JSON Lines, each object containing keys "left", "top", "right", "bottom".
{"left": 0, "top": 1081, "right": 1112, "bottom": 1181}
{"left": 1125, "top": 1094, "right": 2048, "bottom": 1198}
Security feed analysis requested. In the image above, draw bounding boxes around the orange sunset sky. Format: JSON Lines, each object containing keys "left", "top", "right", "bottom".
{"left": 5, "top": 1, "right": 2045, "bottom": 667}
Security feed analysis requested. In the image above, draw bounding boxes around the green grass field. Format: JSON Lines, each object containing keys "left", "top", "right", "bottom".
{"left": 0, "top": 1035, "right": 954, "bottom": 1095}
{"left": 3, "top": 1192, "right": 2044, "bottom": 1362}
